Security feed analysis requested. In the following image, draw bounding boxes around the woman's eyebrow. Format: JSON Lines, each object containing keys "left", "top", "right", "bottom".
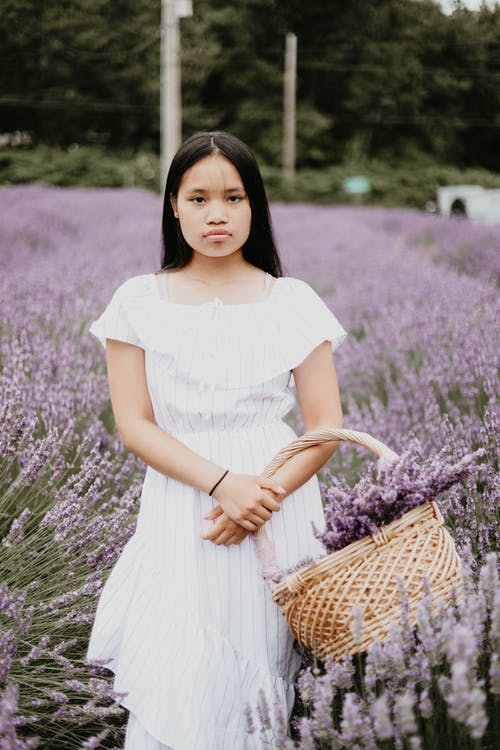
{"left": 185, "top": 185, "right": 245, "bottom": 195}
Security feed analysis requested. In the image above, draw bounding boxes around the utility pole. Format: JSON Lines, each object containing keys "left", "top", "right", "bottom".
{"left": 160, "top": 0, "right": 192, "bottom": 192}
{"left": 282, "top": 32, "right": 297, "bottom": 184}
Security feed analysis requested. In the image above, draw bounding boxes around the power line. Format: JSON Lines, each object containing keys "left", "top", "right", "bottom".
{"left": 61, "top": 29, "right": 161, "bottom": 59}
{"left": 0, "top": 97, "right": 158, "bottom": 113}
{"left": 1, "top": 96, "right": 499, "bottom": 128}
{"left": 296, "top": 61, "right": 500, "bottom": 76}
{"left": 2, "top": 57, "right": 498, "bottom": 79}
{"left": 2, "top": 35, "right": 500, "bottom": 65}
{"left": 0, "top": 29, "right": 161, "bottom": 64}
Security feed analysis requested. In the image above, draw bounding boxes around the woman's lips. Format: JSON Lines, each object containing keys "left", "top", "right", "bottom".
{"left": 204, "top": 231, "right": 231, "bottom": 241}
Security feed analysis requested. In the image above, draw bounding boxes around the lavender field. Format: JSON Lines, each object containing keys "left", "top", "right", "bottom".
{"left": 0, "top": 185, "right": 498, "bottom": 749}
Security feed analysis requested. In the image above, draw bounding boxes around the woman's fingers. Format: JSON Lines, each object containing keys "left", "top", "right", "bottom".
{"left": 213, "top": 529, "right": 232, "bottom": 546}
{"left": 246, "top": 510, "right": 271, "bottom": 527}
{"left": 201, "top": 520, "right": 225, "bottom": 541}
{"left": 220, "top": 527, "right": 246, "bottom": 546}
{"left": 227, "top": 533, "right": 247, "bottom": 546}
{"left": 260, "top": 496, "right": 282, "bottom": 513}
{"left": 252, "top": 493, "right": 281, "bottom": 514}
{"left": 208, "top": 491, "right": 281, "bottom": 529}
{"left": 241, "top": 517, "right": 260, "bottom": 532}
{"left": 204, "top": 505, "right": 224, "bottom": 520}
{"left": 201, "top": 514, "right": 249, "bottom": 546}
{"left": 257, "top": 481, "right": 286, "bottom": 511}
{"left": 231, "top": 507, "right": 269, "bottom": 528}
{"left": 258, "top": 479, "right": 287, "bottom": 496}
{"left": 218, "top": 531, "right": 246, "bottom": 546}
{"left": 204, "top": 515, "right": 258, "bottom": 534}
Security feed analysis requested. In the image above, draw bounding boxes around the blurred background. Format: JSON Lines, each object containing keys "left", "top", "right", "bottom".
{"left": 1, "top": 0, "right": 500, "bottom": 208}
{"left": 1, "top": 5, "right": 499, "bottom": 748}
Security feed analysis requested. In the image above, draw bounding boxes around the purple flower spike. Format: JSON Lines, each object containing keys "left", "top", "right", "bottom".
{"left": 1, "top": 189, "right": 499, "bottom": 748}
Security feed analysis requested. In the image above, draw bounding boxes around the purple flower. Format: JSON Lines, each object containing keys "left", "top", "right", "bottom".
{"left": 79, "top": 728, "right": 110, "bottom": 749}
{"left": 1, "top": 187, "right": 499, "bottom": 748}
{"left": 315, "top": 440, "right": 483, "bottom": 555}
{"left": 489, "top": 652, "right": 500, "bottom": 696}
{"left": 393, "top": 690, "right": 418, "bottom": 736}
{"left": 438, "top": 655, "right": 488, "bottom": 737}
{"left": 369, "top": 693, "right": 394, "bottom": 740}
{"left": 339, "top": 691, "right": 376, "bottom": 747}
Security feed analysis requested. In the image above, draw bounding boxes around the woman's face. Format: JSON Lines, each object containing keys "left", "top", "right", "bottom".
{"left": 170, "top": 153, "right": 252, "bottom": 258}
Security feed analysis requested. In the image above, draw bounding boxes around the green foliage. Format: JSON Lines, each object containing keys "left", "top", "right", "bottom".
{"left": 0, "top": 145, "right": 159, "bottom": 189}
{"left": 1, "top": 1, "right": 500, "bottom": 171}
{"left": 0, "top": 0, "right": 160, "bottom": 149}
{"left": 4, "top": 145, "right": 500, "bottom": 210}
{"left": 262, "top": 159, "right": 500, "bottom": 208}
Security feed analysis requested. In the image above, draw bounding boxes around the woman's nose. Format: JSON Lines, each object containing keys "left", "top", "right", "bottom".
{"left": 206, "top": 201, "right": 228, "bottom": 223}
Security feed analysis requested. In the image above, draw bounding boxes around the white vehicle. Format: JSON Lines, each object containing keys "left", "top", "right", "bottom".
{"left": 435, "top": 185, "right": 500, "bottom": 225}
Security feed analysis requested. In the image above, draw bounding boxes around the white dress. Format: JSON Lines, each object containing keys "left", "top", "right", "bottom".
{"left": 86, "top": 271, "right": 348, "bottom": 750}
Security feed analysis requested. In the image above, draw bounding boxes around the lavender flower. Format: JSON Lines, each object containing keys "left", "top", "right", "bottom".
{"left": 350, "top": 605, "right": 364, "bottom": 648}
{"left": 311, "top": 672, "right": 336, "bottom": 738}
{"left": 339, "top": 691, "right": 376, "bottom": 748}
{"left": 243, "top": 702, "right": 256, "bottom": 735}
{"left": 256, "top": 688, "right": 272, "bottom": 733}
{"left": 0, "top": 683, "right": 41, "bottom": 748}
{"left": 417, "top": 689, "right": 432, "bottom": 719}
{"left": 316, "top": 440, "right": 483, "bottom": 555}
{"left": 79, "top": 728, "right": 110, "bottom": 749}
{"left": 393, "top": 689, "right": 418, "bottom": 736}
{"left": 369, "top": 693, "right": 394, "bottom": 740}
{"left": 1, "top": 187, "right": 499, "bottom": 748}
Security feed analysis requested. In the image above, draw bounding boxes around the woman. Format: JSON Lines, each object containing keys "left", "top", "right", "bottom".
{"left": 86, "top": 131, "right": 347, "bottom": 749}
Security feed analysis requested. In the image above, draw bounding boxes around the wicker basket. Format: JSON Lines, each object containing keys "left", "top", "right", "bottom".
{"left": 253, "top": 428, "right": 463, "bottom": 661}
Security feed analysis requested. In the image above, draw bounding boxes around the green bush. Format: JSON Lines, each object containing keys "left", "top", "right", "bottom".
{"left": 2, "top": 145, "right": 500, "bottom": 211}
{"left": 0, "top": 145, "right": 159, "bottom": 191}
{"left": 263, "top": 161, "right": 500, "bottom": 209}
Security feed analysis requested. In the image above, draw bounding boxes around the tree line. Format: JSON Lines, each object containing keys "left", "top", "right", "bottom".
{"left": 1, "top": 0, "right": 499, "bottom": 171}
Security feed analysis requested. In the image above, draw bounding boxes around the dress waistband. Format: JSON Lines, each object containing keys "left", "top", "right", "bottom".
{"left": 167, "top": 419, "right": 292, "bottom": 437}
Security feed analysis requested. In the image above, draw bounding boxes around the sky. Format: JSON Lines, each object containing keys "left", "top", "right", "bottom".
{"left": 436, "top": 0, "right": 499, "bottom": 13}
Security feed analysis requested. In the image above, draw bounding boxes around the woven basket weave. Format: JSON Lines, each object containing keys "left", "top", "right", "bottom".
{"left": 253, "top": 428, "right": 463, "bottom": 661}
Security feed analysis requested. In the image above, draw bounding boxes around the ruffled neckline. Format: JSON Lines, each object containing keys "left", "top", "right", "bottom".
{"left": 147, "top": 272, "right": 284, "bottom": 310}
{"left": 90, "top": 272, "right": 348, "bottom": 389}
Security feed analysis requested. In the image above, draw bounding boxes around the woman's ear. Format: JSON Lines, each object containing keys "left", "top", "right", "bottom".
{"left": 170, "top": 194, "right": 178, "bottom": 218}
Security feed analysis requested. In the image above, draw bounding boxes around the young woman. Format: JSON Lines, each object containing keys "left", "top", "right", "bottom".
{"left": 86, "top": 131, "right": 348, "bottom": 749}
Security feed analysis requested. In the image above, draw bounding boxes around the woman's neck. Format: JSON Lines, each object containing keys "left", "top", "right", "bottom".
{"left": 182, "top": 255, "right": 256, "bottom": 284}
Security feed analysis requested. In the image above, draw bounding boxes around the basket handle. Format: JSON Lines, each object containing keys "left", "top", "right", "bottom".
{"left": 252, "top": 427, "right": 400, "bottom": 579}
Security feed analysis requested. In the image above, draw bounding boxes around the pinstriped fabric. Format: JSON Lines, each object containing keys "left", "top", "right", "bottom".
{"left": 86, "top": 272, "right": 348, "bottom": 749}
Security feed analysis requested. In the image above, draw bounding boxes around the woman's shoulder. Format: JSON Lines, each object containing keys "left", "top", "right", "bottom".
{"left": 277, "top": 275, "right": 325, "bottom": 300}
{"left": 278, "top": 275, "right": 318, "bottom": 288}
{"left": 111, "top": 273, "right": 155, "bottom": 300}
{"left": 277, "top": 276, "right": 344, "bottom": 324}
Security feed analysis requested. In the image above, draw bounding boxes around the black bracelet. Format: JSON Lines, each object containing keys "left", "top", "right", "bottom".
{"left": 209, "top": 469, "right": 229, "bottom": 496}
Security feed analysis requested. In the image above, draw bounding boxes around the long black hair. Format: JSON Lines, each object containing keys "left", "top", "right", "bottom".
{"left": 159, "top": 131, "right": 285, "bottom": 277}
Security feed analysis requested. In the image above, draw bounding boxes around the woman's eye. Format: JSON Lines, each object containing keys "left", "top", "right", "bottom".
{"left": 189, "top": 195, "right": 244, "bottom": 204}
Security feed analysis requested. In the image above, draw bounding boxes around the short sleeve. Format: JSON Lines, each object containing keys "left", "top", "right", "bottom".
{"left": 295, "top": 279, "right": 348, "bottom": 355}
{"left": 89, "top": 280, "right": 143, "bottom": 349}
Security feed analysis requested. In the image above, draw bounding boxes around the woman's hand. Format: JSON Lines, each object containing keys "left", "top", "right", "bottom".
{"left": 202, "top": 477, "right": 287, "bottom": 544}
{"left": 200, "top": 508, "right": 249, "bottom": 546}
{"left": 209, "top": 473, "right": 286, "bottom": 532}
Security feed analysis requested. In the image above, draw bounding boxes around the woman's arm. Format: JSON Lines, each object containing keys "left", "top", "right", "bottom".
{"left": 105, "top": 339, "right": 227, "bottom": 492}
{"left": 205, "top": 339, "right": 343, "bottom": 523}
{"left": 267, "top": 340, "right": 343, "bottom": 498}
{"left": 201, "top": 339, "right": 343, "bottom": 545}
{"left": 105, "top": 339, "right": 284, "bottom": 531}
